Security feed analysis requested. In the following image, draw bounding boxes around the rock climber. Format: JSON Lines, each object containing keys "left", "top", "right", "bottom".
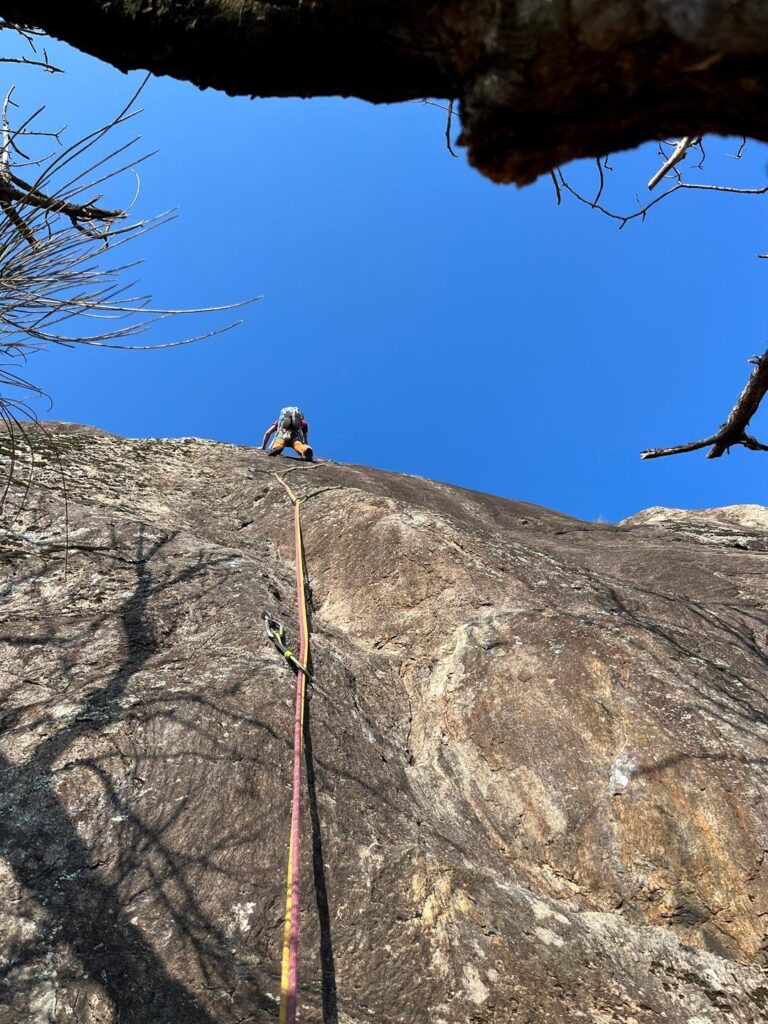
{"left": 261, "top": 406, "right": 314, "bottom": 461}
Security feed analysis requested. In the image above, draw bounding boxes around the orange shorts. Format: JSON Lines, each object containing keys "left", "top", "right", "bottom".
{"left": 270, "top": 437, "right": 311, "bottom": 457}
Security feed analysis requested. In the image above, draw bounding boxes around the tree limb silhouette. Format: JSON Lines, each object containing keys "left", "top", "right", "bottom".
{"left": 6, "top": 1, "right": 768, "bottom": 183}
{"left": 641, "top": 352, "right": 768, "bottom": 460}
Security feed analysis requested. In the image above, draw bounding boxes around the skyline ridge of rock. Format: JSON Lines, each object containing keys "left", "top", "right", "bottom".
{"left": 1, "top": 423, "right": 767, "bottom": 1023}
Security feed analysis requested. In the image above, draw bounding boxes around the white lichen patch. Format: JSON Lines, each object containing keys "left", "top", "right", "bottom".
{"left": 357, "top": 839, "right": 384, "bottom": 880}
{"left": 609, "top": 752, "right": 638, "bottom": 795}
{"left": 411, "top": 865, "right": 476, "bottom": 979}
{"left": 229, "top": 901, "right": 257, "bottom": 936}
{"left": 530, "top": 897, "right": 571, "bottom": 927}
{"left": 27, "top": 978, "right": 58, "bottom": 1023}
{"left": 462, "top": 963, "right": 489, "bottom": 1004}
{"left": 534, "top": 926, "right": 564, "bottom": 947}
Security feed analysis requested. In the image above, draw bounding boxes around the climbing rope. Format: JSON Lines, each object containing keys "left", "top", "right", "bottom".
{"left": 263, "top": 469, "right": 342, "bottom": 1022}
{"left": 271, "top": 472, "right": 311, "bottom": 1024}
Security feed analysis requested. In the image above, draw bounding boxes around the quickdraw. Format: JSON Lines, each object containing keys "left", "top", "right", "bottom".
{"left": 264, "top": 612, "right": 314, "bottom": 682}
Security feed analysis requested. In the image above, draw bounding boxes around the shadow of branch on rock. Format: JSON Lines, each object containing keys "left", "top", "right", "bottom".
{"left": 0, "top": 523, "right": 278, "bottom": 1022}
{"left": 304, "top": 686, "right": 339, "bottom": 1024}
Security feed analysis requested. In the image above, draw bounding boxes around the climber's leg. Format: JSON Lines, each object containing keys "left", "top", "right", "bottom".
{"left": 267, "top": 438, "right": 287, "bottom": 457}
{"left": 291, "top": 440, "right": 314, "bottom": 462}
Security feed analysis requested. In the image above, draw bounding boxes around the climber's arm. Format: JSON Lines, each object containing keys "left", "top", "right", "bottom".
{"left": 261, "top": 421, "right": 278, "bottom": 449}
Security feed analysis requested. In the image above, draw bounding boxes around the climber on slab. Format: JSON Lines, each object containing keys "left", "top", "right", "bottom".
{"left": 261, "top": 406, "right": 314, "bottom": 461}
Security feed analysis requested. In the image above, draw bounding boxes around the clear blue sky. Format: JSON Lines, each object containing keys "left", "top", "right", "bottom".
{"left": 9, "top": 36, "right": 768, "bottom": 521}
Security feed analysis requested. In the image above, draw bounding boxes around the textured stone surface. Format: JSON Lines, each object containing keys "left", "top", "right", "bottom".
{"left": 1, "top": 423, "right": 767, "bottom": 1023}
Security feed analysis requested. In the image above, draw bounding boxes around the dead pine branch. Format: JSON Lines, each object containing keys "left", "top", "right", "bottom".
{"left": 641, "top": 352, "right": 768, "bottom": 460}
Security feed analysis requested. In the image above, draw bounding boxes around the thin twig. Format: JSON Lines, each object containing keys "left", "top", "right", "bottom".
{"left": 694, "top": 137, "right": 706, "bottom": 171}
{"left": 445, "top": 99, "right": 458, "bottom": 158}
{"left": 731, "top": 137, "right": 748, "bottom": 161}
{"left": 0, "top": 79, "right": 254, "bottom": 517}
{"left": 593, "top": 157, "right": 605, "bottom": 205}
{"left": 558, "top": 168, "right": 768, "bottom": 229}
{"left": 0, "top": 19, "right": 62, "bottom": 73}
{"left": 0, "top": 55, "right": 62, "bottom": 73}
{"left": 549, "top": 170, "right": 561, "bottom": 206}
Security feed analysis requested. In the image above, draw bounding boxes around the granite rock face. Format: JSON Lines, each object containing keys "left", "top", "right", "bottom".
{"left": 1, "top": 423, "right": 767, "bottom": 1023}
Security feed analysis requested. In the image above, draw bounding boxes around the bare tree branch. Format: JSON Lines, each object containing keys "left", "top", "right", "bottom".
{"left": 0, "top": 17, "right": 62, "bottom": 72}
{"left": 445, "top": 99, "right": 458, "bottom": 159}
{"left": 0, "top": 54, "right": 61, "bottom": 71}
{"left": 647, "top": 136, "right": 700, "bottom": 191}
{"left": 641, "top": 352, "right": 768, "bottom": 460}
{"left": 0, "top": 85, "right": 130, "bottom": 243}
{"left": 414, "top": 98, "right": 460, "bottom": 159}
{"left": 557, "top": 166, "right": 768, "bottom": 230}
{"left": 549, "top": 169, "right": 561, "bottom": 206}
{"left": 731, "top": 137, "right": 748, "bottom": 160}
{"left": 0, "top": 76, "right": 256, "bottom": 517}
{"left": 592, "top": 157, "right": 606, "bottom": 206}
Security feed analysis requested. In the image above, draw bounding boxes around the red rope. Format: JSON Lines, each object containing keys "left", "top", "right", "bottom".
{"left": 277, "top": 484, "right": 310, "bottom": 1024}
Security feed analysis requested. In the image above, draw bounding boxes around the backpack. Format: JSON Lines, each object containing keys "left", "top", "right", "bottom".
{"left": 279, "top": 406, "right": 304, "bottom": 435}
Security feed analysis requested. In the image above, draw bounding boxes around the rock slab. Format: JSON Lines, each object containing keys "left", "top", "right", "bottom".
{"left": 1, "top": 424, "right": 768, "bottom": 1023}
